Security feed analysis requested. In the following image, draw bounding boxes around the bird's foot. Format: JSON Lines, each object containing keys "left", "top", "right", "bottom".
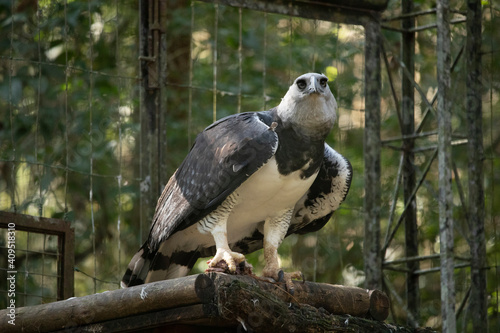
{"left": 262, "top": 266, "right": 304, "bottom": 295}
{"left": 207, "top": 248, "right": 246, "bottom": 273}
{"left": 205, "top": 258, "right": 254, "bottom": 275}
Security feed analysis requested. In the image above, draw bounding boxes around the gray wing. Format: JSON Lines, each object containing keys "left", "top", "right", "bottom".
{"left": 148, "top": 111, "right": 278, "bottom": 250}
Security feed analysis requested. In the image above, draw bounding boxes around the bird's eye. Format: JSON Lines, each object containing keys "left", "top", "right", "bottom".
{"left": 319, "top": 78, "right": 328, "bottom": 87}
{"left": 296, "top": 79, "right": 307, "bottom": 90}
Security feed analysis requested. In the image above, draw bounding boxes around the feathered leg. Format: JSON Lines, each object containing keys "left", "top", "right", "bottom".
{"left": 262, "top": 208, "right": 302, "bottom": 293}
{"left": 199, "top": 193, "right": 246, "bottom": 272}
{"left": 207, "top": 224, "right": 246, "bottom": 272}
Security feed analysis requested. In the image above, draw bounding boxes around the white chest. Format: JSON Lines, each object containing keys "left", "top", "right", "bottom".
{"left": 226, "top": 156, "right": 318, "bottom": 238}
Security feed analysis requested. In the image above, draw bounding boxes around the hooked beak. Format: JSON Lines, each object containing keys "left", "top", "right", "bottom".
{"left": 308, "top": 77, "right": 324, "bottom": 95}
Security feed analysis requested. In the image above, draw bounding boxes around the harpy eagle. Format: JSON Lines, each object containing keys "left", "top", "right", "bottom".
{"left": 122, "top": 73, "right": 352, "bottom": 290}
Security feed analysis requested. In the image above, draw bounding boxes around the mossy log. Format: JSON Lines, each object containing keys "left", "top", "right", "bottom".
{"left": 211, "top": 273, "right": 390, "bottom": 321}
{"left": 213, "top": 273, "right": 428, "bottom": 333}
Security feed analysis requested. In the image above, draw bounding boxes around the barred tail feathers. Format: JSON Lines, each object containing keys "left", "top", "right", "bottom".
{"left": 121, "top": 244, "right": 151, "bottom": 288}
{"left": 121, "top": 242, "right": 201, "bottom": 288}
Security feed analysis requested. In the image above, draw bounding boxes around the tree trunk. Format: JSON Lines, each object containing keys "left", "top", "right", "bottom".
{"left": 466, "top": 0, "right": 487, "bottom": 330}
{"left": 436, "top": 0, "right": 456, "bottom": 331}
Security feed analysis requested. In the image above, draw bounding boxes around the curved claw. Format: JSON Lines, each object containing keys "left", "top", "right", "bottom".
{"left": 277, "top": 270, "right": 285, "bottom": 282}
{"left": 281, "top": 271, "right": 303, "bottom": 295}
{"left": 263, "top": 268, "right": 303, "bottom": 295}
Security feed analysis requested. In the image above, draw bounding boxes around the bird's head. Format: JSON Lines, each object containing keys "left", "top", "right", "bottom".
{"left": 277, "top": 73, "right": 337, "bottom": 138}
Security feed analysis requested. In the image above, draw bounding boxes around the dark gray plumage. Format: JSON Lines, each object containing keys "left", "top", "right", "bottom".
{"left": 122, "top": 73, "right": 352, "bottom": 289}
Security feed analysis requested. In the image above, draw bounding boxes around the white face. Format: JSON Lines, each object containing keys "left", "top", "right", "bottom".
{"left": 277, "top": 73, "right": 337, "bottom": 135}
{"left": 290, "top": 73, "right": 330, "bottom": 98}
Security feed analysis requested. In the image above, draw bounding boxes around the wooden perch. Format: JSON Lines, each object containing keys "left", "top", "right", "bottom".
{"left": 213, "top": 274, "right": 395, "bottom": 332}
{"left": 0, "top": 274, "right": 209, "bottom": 332}
{"left": 0, "top": 273, "right": 434, "bottom": 332}
{"left": 212, "top": 273, "right": 389, "bottom": 321}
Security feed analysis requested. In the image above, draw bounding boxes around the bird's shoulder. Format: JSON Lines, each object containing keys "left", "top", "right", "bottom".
{"left": 184, "top": 109, "right": 279, "bottom": 174}
{"left": 203, "top": 109, "right": 278, "bottom": 133}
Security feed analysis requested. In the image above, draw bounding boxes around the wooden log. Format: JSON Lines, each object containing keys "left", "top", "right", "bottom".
{"left": 369, "top": 289, "right": 391, "bottom": 321}
{"left": 214, "top": 274, "right": 428, "bottom": 333}
{"left": 0, "top": 274, "right": 214, "bottom": 332}
{"left": 51, "top": 304, "right": 221, "bottom": 333}
{"left": 210, "top": 273, "right": 390, "bottom": 321}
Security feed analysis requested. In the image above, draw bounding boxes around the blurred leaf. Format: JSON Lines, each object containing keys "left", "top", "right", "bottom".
{"left": 325, "top": 66, "right": 338, "bottom": 82}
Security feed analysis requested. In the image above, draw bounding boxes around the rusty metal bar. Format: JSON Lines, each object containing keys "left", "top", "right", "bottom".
{"left": 139, "top": 0, "right": 168, "bottom": 239}
{"left": 158, "top": 0, "right": 168, "bottom": 191}
{"left": 139, "top": 0, "right": 161, "bottom": 242}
